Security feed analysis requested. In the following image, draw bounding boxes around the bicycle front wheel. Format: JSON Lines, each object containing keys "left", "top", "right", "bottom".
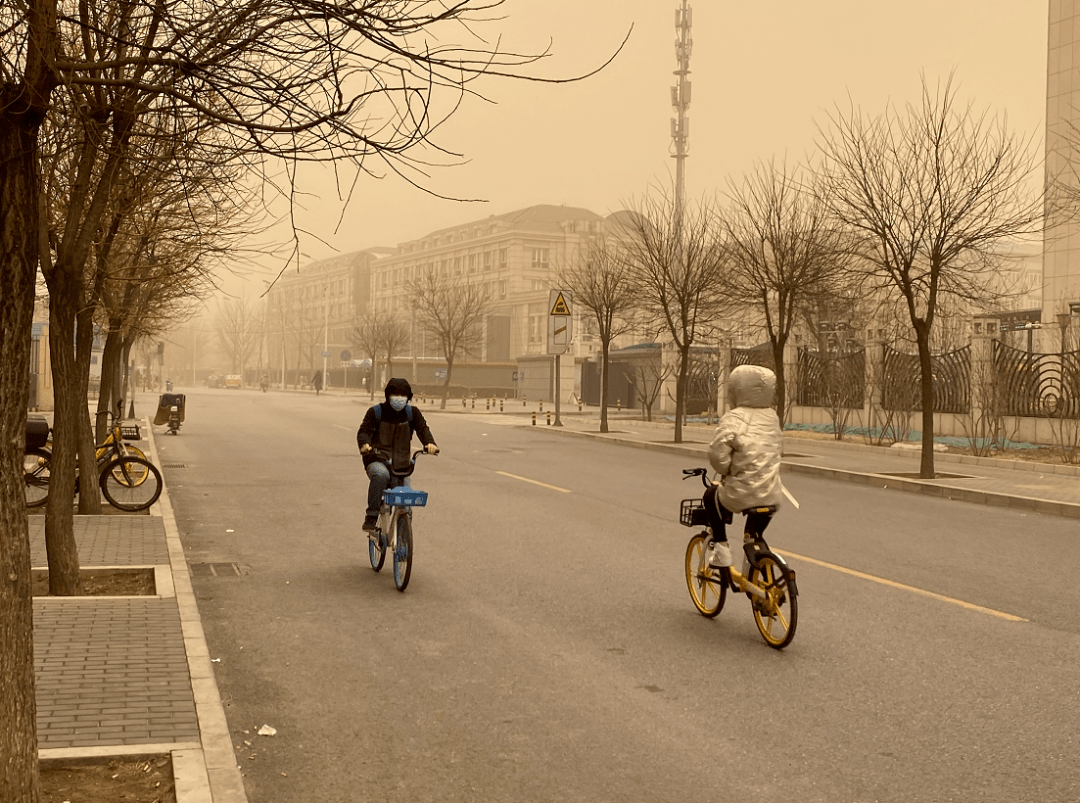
{"left": 110, "top": 447, "right": 150, "bottom": 486}
{"left": 393, "top": 514, "right": 412, "bottom": 592}
{"left": 24, "top": 448, "right": 52, "bottom": 508}
{"left": 748, "top": 552, "right": 798, "bottom": 649}
{"left": 685, "top": 534, "right": 725, "bottom": 617}
{"left": 100, "top": 456, "right": 162, "bottom": 512}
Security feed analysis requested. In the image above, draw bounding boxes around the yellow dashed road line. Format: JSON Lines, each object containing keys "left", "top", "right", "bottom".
{"left": 778, "top": 550, "right": 1028, "bottom": 622}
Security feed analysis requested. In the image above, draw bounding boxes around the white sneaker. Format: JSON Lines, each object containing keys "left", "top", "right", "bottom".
{"left": 706, "top": 541, "right": 733, "bottom": 568}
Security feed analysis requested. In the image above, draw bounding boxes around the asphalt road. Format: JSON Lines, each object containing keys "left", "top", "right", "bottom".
{"left": 149, "top": 387, "right": 1080, "bottom": 803}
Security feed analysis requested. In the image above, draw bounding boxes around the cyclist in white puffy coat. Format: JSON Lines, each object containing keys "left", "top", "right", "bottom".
{"left": 704, "top": 364, "right": 784, "bottom": 568}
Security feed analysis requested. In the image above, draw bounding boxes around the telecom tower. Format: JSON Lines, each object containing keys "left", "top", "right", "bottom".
{"left": 672, "top": 0, "right": 692, "bottom": 225}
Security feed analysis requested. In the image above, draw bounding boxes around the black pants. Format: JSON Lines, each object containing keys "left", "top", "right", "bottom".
{"left": 703, "top": 485, "right": 771, "bottom": 544}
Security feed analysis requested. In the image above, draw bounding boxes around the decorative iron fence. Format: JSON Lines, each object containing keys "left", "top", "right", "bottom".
{"left": 992, "top": 341, "right": 1080, "bottom": 418}
{"left": 796, "top": 348, "right": 865, "bottom": 409}
{"left": 686, "top": 352, "right": 719, "bottom": 415}
{"left": 881, "top": 345, "right": 970, "bottom": 414}
{"left": 730, "top": 343, "right": 775, "bottom": 371}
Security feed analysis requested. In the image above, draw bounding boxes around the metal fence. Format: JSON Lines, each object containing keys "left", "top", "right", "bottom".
{"left": 796, "top": 348, "right": 865, "bottom": 409}
{"left": 992, "top": 341, "right": 1080, "bottom": 418}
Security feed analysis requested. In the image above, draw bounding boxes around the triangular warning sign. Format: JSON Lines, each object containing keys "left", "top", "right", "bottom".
{"left": 550, "top": 292, "right": 570, "bottom": 316}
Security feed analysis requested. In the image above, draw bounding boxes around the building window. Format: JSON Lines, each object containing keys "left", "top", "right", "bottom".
{"left": 468, "top": 254, "right": 476, "bottom": 273}
{"left": 499, "top": 248, "right": 507, "bottom": 268}
{"left": 483, "top": 251, "right": 492, "bottom": 271}
{"left": 453, "top": 257, "right": 461, "bottom": 274}
{"left": 499, "top": 280, "right": 507, "bottom": 299}
{"left": 531, "top": 248, "right": 549, "bottom": 268}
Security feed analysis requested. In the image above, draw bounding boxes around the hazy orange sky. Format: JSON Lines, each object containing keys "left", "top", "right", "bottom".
{"left": 236, "top": 0, "right": 1050, "bottom": 290}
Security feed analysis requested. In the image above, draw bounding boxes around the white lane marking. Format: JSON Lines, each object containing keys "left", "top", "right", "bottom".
{"left": 777, "top": 550, "right": 1028, "bottom": 622}
{"left": 494, "top": 471, "right": 572, "bottom": 494}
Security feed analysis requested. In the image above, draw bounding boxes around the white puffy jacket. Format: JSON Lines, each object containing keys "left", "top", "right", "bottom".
{"left": 707, "top": 365, "right": 784, "bottom": 512}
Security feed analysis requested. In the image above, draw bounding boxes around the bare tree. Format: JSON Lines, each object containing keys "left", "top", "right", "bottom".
{"left": 1, "top": 5, "right": 623, "bottom": 794}
{"left": 215, "top": 297, "right": 264, "bottom": 376}
{"left": 817, "top": 76, "right": 1046, "bottom": 478}
{"left": 624, "top": 360, "right": 673, "bottom": 422}
{"left": 619, "top": 190, "right": 725, "bottom": 443}
{"left": 559, "top": 235, "right": 636, "bottom": 432}
{"left": 352, "top": 309, "right": 410, "bottom": 397}
{"left": 408, "top": 269, "right": 489, "bottom": 408}
{"left": 721, "top": 159, "right": 853, "bottom": 425}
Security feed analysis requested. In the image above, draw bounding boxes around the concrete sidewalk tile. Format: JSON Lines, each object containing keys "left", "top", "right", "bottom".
{"left": 173, "top": 748, "right": 214, "bottom": 803}
{"left": 208, "top": 768, "right": 251, "bottom": 803}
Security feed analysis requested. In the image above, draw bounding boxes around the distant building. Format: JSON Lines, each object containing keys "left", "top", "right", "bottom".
{"left": 369, "top": 204, "right": 608, "bottom": 362}
{"left": 265, "top": 247, "right": 393, "bottom": 378}
{"left": 1045, "top": 3, "right": 1080, "bottom": 328}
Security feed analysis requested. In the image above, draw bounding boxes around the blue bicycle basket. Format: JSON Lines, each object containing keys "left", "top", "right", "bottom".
{"left": 384, "top": 486, "right": 428, "bottom": 507}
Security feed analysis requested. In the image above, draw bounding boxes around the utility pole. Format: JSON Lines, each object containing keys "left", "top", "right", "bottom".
{"left": 672, "top": 0, "right": 692, "bottom": 229}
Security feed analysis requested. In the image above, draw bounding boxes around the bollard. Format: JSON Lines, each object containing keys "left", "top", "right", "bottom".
{"left": 617, "top": 398, "right": 621, "bottom": 412}
{"left": 500, "top": 399, "right": 504, "bottom": 412}
{"left": 523, "top": 395, "right": 527, "bottom": 408}
{"left": 472, "top": 398, "right": 476, "bottom": 409}
{"left": 486, "top": 399, "right": 490, "bottom": 410}
{"left": 546, "top": 411, "right": 551, "bottom": 426}
{"left": 578, "top": 401, "right": 582, "bottom": 412}
{"left": 462, "top": 397, "right": 467, "bottom": 408}
{"left": 531, "top": 412, "right": 536, "bottom": 426}
{"left": 539, "top": 400, "right": 544, "bottom": 412}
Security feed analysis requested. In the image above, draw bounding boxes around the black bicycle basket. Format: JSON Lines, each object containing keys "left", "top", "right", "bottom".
{"left": 680, "top": 499, "right": 709, "bottom": 528}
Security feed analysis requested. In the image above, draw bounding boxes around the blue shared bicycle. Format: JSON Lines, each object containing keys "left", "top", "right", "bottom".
{"left": 368, "top": 449, "right": 433, "bottom": 591}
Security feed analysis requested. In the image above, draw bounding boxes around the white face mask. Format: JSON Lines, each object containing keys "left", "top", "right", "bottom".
{"left": 388, "top": 395, "right": 408, "bottom": 411}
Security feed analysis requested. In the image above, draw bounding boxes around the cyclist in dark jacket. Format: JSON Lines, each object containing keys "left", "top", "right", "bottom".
{"left": 356, "top": 377, "right": 438, "bottom": 531}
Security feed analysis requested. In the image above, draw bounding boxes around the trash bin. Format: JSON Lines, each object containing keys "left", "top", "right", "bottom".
{"left": 154, "top": 393, "right": 186, "bottom": 426}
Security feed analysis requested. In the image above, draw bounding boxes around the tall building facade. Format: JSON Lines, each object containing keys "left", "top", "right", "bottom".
{"left": 1045, "top": 2, "right": 1080, "bottom": 324}
{"left": 265, "top": 247, "right": 393, "bottom": 379}
{"left": 265, "top": 205, "right": 633, "bottom": 385}
{"left": 370, "top": 205, "right": 607, "bottom": 363}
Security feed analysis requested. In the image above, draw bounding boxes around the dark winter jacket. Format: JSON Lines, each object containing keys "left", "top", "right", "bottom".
{"left": 356, "top": 403, "right": 435, "bottom": 473}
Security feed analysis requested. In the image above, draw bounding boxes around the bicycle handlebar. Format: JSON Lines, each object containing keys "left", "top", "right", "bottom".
{"left": 682, "top": 467, "right": 714, "bottom": 488}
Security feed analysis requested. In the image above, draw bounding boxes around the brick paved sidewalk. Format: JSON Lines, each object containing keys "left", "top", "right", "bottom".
{"left": 30, "top": 453, "right": 247, "bottom": 802}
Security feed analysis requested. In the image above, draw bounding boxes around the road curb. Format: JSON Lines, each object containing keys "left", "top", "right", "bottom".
{"left": 145, "top": 423, "right": 250, "bottom": 803}
{"left": 523, "top": 424, "right": 1080, "bottom": 519}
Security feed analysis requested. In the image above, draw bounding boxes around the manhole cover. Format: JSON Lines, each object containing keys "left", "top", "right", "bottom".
{"left": 189, "top": 562, "right": 244, "bottom": 577}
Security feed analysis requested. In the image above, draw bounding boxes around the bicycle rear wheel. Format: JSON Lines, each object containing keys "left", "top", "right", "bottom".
{"left": 24, "top": 448, "right": 52, "bottom": 508}
{"left": 99, "top": 456, "right": 162, "bottom": 512}
{"left": 685, "top": 534, "right": 725, "bottom": 617}
{"left": 368, "top": 530, "right": 386, "bottom": 571}
{"left": 748, "top": 552, "right": 798, "bottom": 649}
{"left": 393, "top": 514, "right": 412, "bottom": 592}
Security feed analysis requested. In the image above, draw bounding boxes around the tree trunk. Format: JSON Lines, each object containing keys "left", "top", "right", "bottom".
{"left": 0, "top": 107, "right": 44, "bottom": 803}
{"left": 96, "top": 325, "right": 124, "bottom": 432}
{"left": 441, "top": 355, "right": 454, "bottom": 410}
{"left": 772, "top": 335, "right": 787, "bottom": 427}
{"left": 675, "top": 345, "right": 690, "bottom": 443}
{"left": 599, "top": 339, "right": 610, "bottom": 433}
{"left": 44, "top": 279, "right": 85, "bottom": 595}
{"left": 916, "top": 330, "right": 936, "bottom": 479}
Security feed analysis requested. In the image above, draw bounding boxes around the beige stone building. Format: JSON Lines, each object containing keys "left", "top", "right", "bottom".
{"left": 1045, "top": 1, "right": 1080, "bottom": 330}
{"left": 369, "top": 204, "right": 606, "bottom": 363}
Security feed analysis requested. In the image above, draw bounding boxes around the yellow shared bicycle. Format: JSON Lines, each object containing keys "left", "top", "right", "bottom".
{"left": 680, "top": 467, "right": 799, "bottom": 649}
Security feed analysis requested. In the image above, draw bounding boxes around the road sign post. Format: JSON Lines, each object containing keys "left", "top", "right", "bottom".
{"left": 548, "top": 290, "right": 572, "bottom": 427}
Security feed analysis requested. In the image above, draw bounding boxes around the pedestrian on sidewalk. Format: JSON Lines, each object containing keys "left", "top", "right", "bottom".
{"left": 356, "top": 378, "right": 439, "bottom": 532}
{"left": 312, "top": 370, "right": 324, "bottom": 395}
